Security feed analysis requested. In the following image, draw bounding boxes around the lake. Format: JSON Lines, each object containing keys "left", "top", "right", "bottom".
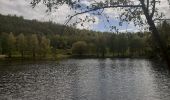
{"left": 0, "top": 59, "right": 170, "bottom": 100}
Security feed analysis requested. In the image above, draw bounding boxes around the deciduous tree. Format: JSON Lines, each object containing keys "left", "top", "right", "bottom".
{"left": 7, "top": 33, "right": 16, "bottom": 57}
{"left": 17, "top": 33, "right": 26, "bottom": 57}
{"left": 40, "top": 36, "right": 51, "bottom": 57}
{"left": 30, "top": 0, "right": 170, "bottom": 66}
{"left": 30, "top": 34, "right": 39, "bottom": 58}
{"left": 72, "top": 41, "right": 88, "bottom": 56}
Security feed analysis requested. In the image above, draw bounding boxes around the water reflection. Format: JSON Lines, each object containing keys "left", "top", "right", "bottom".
{"left": 0, "top": 59, "right": 170, "bottom": 100}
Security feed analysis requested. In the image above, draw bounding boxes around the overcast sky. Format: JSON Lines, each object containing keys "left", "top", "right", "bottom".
{"left": 0, "top": 0, "right": 170, "bottom": 32}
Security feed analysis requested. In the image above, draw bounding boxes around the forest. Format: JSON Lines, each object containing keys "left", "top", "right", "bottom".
{"left": 0, "top": 14, "right": 170, "bottom": 59}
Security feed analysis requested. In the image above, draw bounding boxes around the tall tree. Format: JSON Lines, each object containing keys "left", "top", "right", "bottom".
{"left": 0, "top": 39, "right": 2, "bottom": 54}
{"left": 30, "top": 34, "right": 39, "bottom": 58}
{"left": 7, "top": 33, "right": 16, "bottom": 57}
{"left": 30, "top": 0, "right": 170, "bottom": 66}
{"left": 118, "top": 34, "right": 128, "bottom": 56}
{"left": 39, "top": 36, "right": 51, "bottom": 57}
{"left": 0, "top": 33, "right": 8, "bottom": 54}
{"left": 88, "top": 43, "right": 96, "bottom": 56}
{"left": 17, "top": 33, "right": 26, "bottom": 57}
{"left": 72, "top": 41, "right": 88, "bottom": 56}
{"left": 98, "top": 34, "right": 107, "bottom": 58}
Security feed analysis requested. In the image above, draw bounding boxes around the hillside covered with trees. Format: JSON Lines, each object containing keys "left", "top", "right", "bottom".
{"left": 0, "top": 14, "right": 170, "bottom": 59}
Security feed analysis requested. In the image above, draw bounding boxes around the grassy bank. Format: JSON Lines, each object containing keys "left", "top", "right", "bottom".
{"left": 0, "top": 54, "right": 150, "bottom": 61}
{"left": 0, "top": 54, "right": 71, "bottom": 61}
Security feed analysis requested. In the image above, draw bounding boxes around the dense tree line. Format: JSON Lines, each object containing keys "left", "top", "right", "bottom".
{"left": 0, "top": 33, "right": 50, "bottom": 58}
{"left": 0, "top": 14, "right": 72, "bottom": 35}
{"left": 0, "top": 32, "right": 149, "bottom": 58}
{"left": 0, "top": 14, "right": 169, "bottom": 59}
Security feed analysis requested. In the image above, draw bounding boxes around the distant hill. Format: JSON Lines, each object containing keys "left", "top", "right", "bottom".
{"left": 0, "top": 14, "right": 79, "bottom": 35}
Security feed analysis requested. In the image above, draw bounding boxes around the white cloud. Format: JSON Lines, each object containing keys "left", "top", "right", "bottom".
{"left": 0, "top": 0, "right": 169, "bottom": 32}
{"left": 157, "top": 0, "right": 170, "bottom": 18}
{"left": 0, "top": 0, "right": 99, "bottom": 30}
{"left": 0, "top": 0, "right": 47, "bottom": 20}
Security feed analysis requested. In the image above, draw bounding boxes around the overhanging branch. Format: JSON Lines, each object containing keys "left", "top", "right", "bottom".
{"left": 155, "top": 18, "right": 170, "bottom": 20}
{"left": 64, "top": 5, "right": 142, "bottom": 25}
{"left": 150, "top": 0, "right": 156, "bottom": 18}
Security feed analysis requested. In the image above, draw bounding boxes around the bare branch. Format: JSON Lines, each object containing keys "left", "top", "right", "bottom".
{"left": 147, "top": 0, "right": 149, "bottom": 10}
{"left": 150, "top": 0, "right": 156, "bottom": 18}
{"left": 64, "top": 4, "right": 142, "bottom": 25}
{"left": 155, "top": 18, "right": 170, "bottom": 20}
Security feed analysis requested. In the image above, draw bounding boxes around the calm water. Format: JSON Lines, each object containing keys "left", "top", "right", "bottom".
{"left": 0, "top": 59, "right": 170, "bottom": 100}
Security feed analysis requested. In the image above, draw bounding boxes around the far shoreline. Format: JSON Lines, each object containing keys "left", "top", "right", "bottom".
{"left": 0, "top": 54, "right": 152, "bottom": 61}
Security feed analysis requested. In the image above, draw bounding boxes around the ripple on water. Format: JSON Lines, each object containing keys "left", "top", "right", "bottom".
{"left": 0, "top": 59, "right": 170, "bottom": 100}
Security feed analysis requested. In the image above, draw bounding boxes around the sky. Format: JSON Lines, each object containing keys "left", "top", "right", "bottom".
{"left": 0, "top": 0, "right": 170, "bottom": 32}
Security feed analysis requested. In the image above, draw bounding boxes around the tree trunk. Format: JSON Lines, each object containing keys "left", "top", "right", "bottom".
{"left": 140, "top": 1, "right": 170, "bottom": 67}
{"left": 102, "top": 51, "right": 105, "bottom": 58}
{"left": 8, "top": 52, "right": 12, "bottom": 58}
{"left": 33, "top": 49, "right": 36, "bottom": 58}
{"left": 112, "top": 52, "right": 114, "bottom": 57}
{"left": 21, "top": 51, "right": 24, "bottom": 58}
{"left": 96, "top": 49, "right": 99, "bottom": 57}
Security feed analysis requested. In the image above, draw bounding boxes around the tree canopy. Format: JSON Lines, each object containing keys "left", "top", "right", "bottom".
{"left": 30, "top": 0, "right": 170, "bottom": 66}
{"left": 0, "top": 14, "right": 170, "bottom": 60}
